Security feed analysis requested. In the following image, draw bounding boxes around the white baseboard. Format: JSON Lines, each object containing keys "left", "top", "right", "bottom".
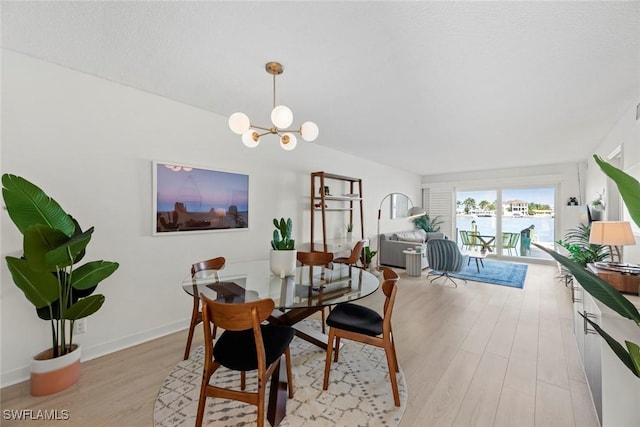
{"left": 1, "top": 319, "right": 189, "bottom": 388}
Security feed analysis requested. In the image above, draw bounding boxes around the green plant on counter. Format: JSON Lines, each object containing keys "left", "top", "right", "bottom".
{"left": 556, "top": 223, "right": 609, "bottom": 267}
{"left": 346, "top": 223, "right": 354, "bottom": 233}
{"left": 413, "top": 213, "right": 442, "bottom": 233}
{"left": 536, "top": 155, "right": 640, "bottom": 378}
{"left": 271, "top": 217, "right": 295, "bottom": 250}
{"left": 2, "top": 174, "right": 119, "bottom": 358}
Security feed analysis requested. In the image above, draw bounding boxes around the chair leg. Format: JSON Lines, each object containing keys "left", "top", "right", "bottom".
{"left": 285, "top": 347, "right": 294, "bottom": 398}
{"left": 184, "top": 297, "right": 202, "bottom": 360}
{"left": 333, "top": 336, "right": 341, "bottom": 362}
{"left": 257, "top": 381, "right": 265, "bottom": 427}
{"left": 323, "top": 328, "right": 336, "bottom": 390}
{"left": 241, "top": 371, "right": 246, "bottom": 390}
{"left": 390, "top": 333, "right": 399, "bottom": 373}
{"left": 384, "top": 337, "right": 401, "bottom": 407}
{"left": 195, "top": 361, "right": 218, "bottom": 427}
{"left": 321, "top": 307, "right": 326, "bottom": 334}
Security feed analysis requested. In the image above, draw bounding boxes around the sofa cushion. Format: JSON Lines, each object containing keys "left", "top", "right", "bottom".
{"left": 425, "top": 232, "right": 445, "bottom": 241}
{"left": 393, "top": 230, "right": 425, "bottom": 243}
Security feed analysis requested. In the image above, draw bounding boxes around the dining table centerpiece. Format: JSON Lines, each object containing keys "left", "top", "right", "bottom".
{"left": 270, "top": 217, "right": 296, "bottom": 277}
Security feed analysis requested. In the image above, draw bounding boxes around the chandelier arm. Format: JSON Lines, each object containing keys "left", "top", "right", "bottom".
{"left": 256, "top": 130, "right": 272, "bottom": 138}
{"left": 278, "top": 128, "right": 302, "bottom": 134}
{"left": 251, "top": 124, "right": 272, "bottom": 132}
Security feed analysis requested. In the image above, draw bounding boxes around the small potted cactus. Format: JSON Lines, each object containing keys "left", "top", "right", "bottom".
{"left": 270, "top": 217, "right": 296, "bottom": 277}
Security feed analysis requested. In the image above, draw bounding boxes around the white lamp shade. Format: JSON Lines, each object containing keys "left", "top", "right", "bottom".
{"left": 280, "top": 133, "right": 297, "bottom": 151}
{"left": 242, "top": 130, "right": 260, "bottom": 148}
{"left": 589, "top": 221, "right": 636, "bottom": 245}
{"left": 300, "top": 121, "right": 319, "bottom": 141}
{"left": 271, "top": 105, "right": 293, "bottom": 128}
{"left": 408, "top": 207, "right": 426, "bottom": 218}
{"left": 229, "top": 112, "right": 250, "bottom": 134}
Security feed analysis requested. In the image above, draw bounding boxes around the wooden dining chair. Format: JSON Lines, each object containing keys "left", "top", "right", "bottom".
{"left": 322, "top": 279, "right": 401, "bottom": 406}
{"left": 184, "top": 257, "right": 225, "bottom": 360}
{"left": 195, "top": 294, "right": 295, "bottom": 427}
{"left": 296, "top": 251, "right": 334, "bottom": 333}
{"left": 333, "top": 240, "right": 365, "bottom": 273}
{"left": 382, "top": 267, "right": 400, "bottom": 282}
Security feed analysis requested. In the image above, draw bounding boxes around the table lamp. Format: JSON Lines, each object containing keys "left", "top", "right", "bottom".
{"left": 588, "top": 221, "right": 636, "bottom": 263}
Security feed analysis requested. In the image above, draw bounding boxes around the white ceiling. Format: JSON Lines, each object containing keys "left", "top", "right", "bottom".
{"left": 2, "top": 1, "right": 639, "bottom": 176}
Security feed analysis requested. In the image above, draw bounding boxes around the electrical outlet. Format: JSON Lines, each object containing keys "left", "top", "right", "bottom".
{"left": 74, "top": 319, "right": 87, "bottom": 335}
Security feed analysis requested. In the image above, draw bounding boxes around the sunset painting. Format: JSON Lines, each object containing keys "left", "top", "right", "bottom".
{"left": 154, "top": 162, "right": 249, "bottom": 234}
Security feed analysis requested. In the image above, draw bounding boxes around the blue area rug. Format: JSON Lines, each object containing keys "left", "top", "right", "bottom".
{"left": 448, "top": 259, "right": 528, "bottom": 288}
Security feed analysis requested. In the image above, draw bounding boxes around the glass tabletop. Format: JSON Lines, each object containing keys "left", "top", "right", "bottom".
{"left": 181, "top": 260, "right": 380, "bottom": 310}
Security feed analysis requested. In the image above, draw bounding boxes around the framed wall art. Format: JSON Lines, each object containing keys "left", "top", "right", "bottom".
{"left": 153, "top": 161, "right": 249, "bottom": 235}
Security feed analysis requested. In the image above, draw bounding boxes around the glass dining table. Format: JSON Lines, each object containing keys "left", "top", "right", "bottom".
{"left": 182, "top": 260, "right": 380, "bottom": 349}
{"left": 181, "top": 260, "right": 380, "bottom": 426}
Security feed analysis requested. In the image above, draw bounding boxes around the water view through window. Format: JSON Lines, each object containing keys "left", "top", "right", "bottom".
{"left": 456, "top": 187, "right": 555, "bottom": 260}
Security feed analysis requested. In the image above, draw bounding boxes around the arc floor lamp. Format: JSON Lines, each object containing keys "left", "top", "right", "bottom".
{"left": 376, "top": 193, "right": 426, "bottom": 271}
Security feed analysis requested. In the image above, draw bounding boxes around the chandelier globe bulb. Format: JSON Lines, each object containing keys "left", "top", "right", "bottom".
{"left": 280, "top": 133, "right": 297, "bottom": 151}
{"left": 242, "top": 130, "right": 260, "bottom": 148}
{"left": 229, "top": 112, "right": 250, "bottom": 134}
{"left": 300, "top": 121, "right": 319, "bottom": 142}
{"left": 271, "top": 105, "right": 293, "bottom": 128}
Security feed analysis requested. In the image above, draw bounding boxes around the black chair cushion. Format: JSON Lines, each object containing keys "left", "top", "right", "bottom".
{"left": 213, "top": 324, "right": 295, "bottom": 372}
{"left": 326, "top": 303, "right": 383, "bottom": 337}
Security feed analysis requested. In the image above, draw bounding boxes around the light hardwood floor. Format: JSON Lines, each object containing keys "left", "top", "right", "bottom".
{"left": 1, "top": 263, "right": 600, "bottom": 426}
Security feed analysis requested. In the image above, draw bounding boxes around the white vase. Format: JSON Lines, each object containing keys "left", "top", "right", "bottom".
{"left": 30, "top": 344, "right": 81, "bottom": 396}
{"left": 270, "top": 249, "right": 297, "bottom": 278}
{"left": 346, "top": 232, "right": 353, "bottom": 241}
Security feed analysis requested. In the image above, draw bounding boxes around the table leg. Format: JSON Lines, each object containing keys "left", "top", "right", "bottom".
{"left": 474, "top": 258, "right": 480, "bottom": 273}
{"left": 269, "top": 307, "right": 332, "bottom": 350}
{"left": 267, "top": 355, "right": 287, "bottom": 427}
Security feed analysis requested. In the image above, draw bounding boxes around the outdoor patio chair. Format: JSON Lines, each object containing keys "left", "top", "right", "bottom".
{"left": 459, "top": 230, "right": 483, "bottom": 251}
{"left": 502, "top": 232, "right": 519, "bottom": 256}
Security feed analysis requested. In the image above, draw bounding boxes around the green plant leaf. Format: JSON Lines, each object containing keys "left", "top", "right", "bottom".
{"left": 536, "top": 244, "right": 640, "bottom": 323}
{"left": 23, "top": 224, "right": 70, "bottom": 272}
{"left": 5, "top": 256, "right": 59, "bottom": 308}
{"left": 64, "top": 295, "right": 105, "bottom": 320}
{"left": 1, "top": 174, "right": 75, "bottom": 237}
{"left": 71, "top": 261, "right": 119, "bottom": 290}
{"left": 45, "top": 227, "right": 94, "bottom": 267}
{"left": 581, "top": 313, "right": 640, "bottom": 377}
{"left": 594, "top": 155, "right": 640, "bottom": 229}
{"left": 627, "top": 341, "right": 640, "bottom": 377}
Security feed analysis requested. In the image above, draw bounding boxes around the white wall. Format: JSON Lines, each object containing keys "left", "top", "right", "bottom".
{"left": 0, "top": 51, "right": 421, "bottom": 386}
{"left": 585, "top": 98, "right": 640, "bottom": 264}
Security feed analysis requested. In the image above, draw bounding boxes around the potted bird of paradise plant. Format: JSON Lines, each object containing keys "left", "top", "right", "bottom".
{"left": 2, "top": 174, "right": 119, "bottom": 396}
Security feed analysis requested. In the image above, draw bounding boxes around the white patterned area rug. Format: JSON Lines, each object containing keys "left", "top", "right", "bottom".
{"left": 154, "top": 320, "right": 407, "bottom": 427}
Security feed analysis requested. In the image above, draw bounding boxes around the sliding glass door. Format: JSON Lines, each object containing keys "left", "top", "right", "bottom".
{"left": 456, "top": 187, "right": 555, "bottom": 260}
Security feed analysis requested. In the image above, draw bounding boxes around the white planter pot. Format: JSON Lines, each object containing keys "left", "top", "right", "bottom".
{"left": 270, "top": 249, "right": 297, "bottom": 278}
{"left": 30, "top": 344, "right": 81, "bottom": 396}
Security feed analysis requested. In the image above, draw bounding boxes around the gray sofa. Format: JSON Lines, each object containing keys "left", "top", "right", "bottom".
{"left": 379, "top": 229, "right": 446, "bottom": 269}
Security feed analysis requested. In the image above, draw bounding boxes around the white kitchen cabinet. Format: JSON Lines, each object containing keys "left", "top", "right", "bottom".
{"left": 572, "top": 282, "right": 640, "bottom": 426}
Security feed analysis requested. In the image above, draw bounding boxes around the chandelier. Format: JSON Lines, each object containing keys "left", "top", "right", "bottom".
{"left": 228, "top": 62, "right": 319, "bottom": 151}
